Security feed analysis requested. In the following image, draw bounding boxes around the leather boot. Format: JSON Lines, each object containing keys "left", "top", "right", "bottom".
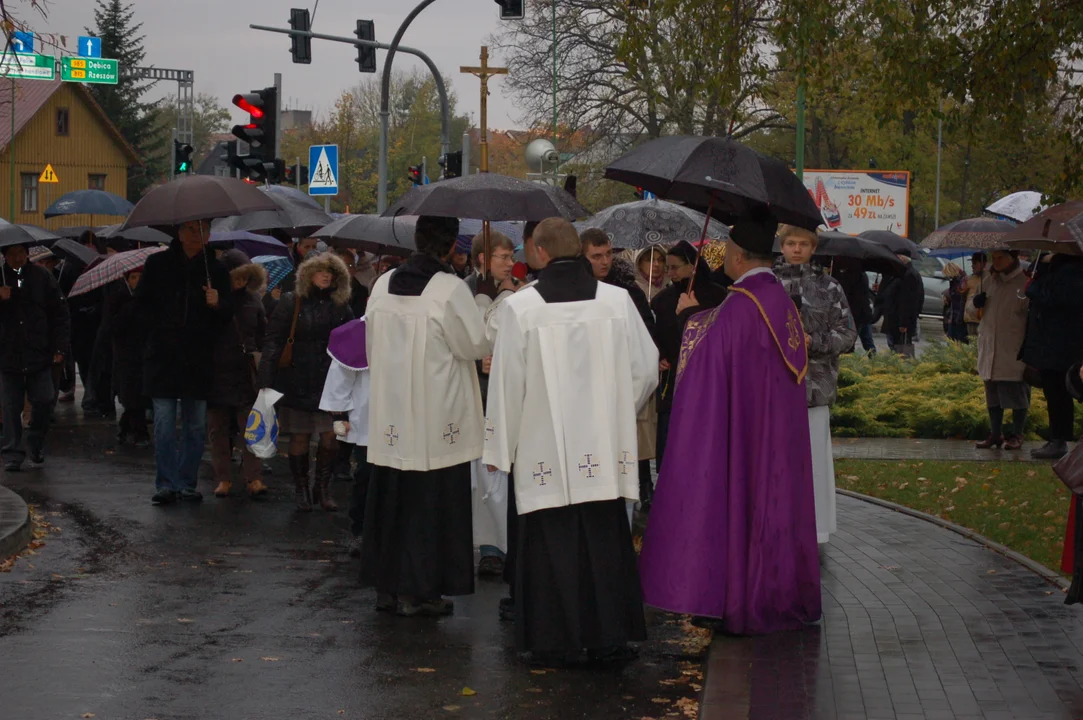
{"left": 975, "top": 434, "right": 1004, "bottom": 449}
{"left": 290, "top": 454, "right": 312, "bottom": 511}
{"left": 1032, "top": 440, "right": 1069, "bottom": 460}
{"left": 213, "top": 480, "right": 232, "bottom": 498}
{"left": 312, "top": 445, "right": 339, "bottom": 512}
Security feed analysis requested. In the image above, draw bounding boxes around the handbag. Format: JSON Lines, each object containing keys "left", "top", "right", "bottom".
{"left": 1054, "top": 442, "right": 1083, "bottom": 495}
{"left": 277, "top": 295, "right": 302, "bottom": 369}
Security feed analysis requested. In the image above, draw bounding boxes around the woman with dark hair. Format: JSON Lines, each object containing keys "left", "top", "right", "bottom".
{"left": 259, "top": 252, "right": 354, "bottom": 511}
{"left": 650, "top": 240, "right": 727, "bottom": 467}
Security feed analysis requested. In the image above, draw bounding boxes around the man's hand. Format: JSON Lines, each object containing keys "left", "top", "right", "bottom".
{"left": 271, "top": 287, "right": 282, "bottom": 300}
{"left": 805, "top": 333, "right": 813, "bottom": 347}
{"left": 659, "top": 359, "right": 671, "bottom": 372}
{"left": 482, "top": 356, "right": 493, "bottom": 374}
{"left": 486, "top": 465, "right": 499, "bottom": 473}
{"left": 0, "top": 286, "right": 10, "bottom": 301}
{"left": 204, "top": 286, "right": 219, "bottom": 308}
{"left": 53, "top": 353, "right": 63, "bottom": 365}
{"left": 498, "top": 276, "right": 518, "bottom": 293}
{"left": 676, "top": 290, "right": 699, "bottom": 314}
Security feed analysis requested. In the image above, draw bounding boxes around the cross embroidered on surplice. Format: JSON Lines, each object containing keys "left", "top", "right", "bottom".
{"left": 578, "top": 454, "right": 600, "bottom": 479}
{"left": 484, "top": 418, "right": 495, "bottom": 440}
{"left": 533, "top": 462, "right": 552, "bottom": 486}
{"left": 385, "top": 425, "right": 399, "bottom": 447}
{"left": 443, "top": 423, "right": 460, "bottom": 445}
{"left": 618, "top": 451, "right": 633, "bottom": 475}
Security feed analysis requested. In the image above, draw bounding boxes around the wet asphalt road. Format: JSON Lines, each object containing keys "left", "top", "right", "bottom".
{"left": 0, "top": 412, "right": 700, "bottom": 720}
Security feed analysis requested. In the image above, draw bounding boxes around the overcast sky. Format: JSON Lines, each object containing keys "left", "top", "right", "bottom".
{"left": 33, "top": 0, "right": 520, "bottom": 128}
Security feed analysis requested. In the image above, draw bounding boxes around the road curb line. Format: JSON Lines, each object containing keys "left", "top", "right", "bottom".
{"left": 837, "top": 488, "right": 1069, "bottom": 589}
{"left": 0, "top": 485, "right": 32, "bottom": 559}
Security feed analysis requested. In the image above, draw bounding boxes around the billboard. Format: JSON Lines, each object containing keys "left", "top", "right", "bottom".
{"left": 803, "top": 170, "right": 910, "bottom": 237}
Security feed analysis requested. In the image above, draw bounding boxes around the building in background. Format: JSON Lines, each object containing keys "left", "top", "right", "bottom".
{"left": 0, "top": 79, "right": 141, "bottom": 227}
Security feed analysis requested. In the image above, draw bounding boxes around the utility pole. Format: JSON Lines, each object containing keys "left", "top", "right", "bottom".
{"left": 460, "top": 47, "right": 508, "bottom": 173}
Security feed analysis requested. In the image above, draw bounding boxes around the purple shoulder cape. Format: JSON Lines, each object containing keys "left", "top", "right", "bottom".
{"left": 327, "top": 318, "right": 367, "bottom": 371}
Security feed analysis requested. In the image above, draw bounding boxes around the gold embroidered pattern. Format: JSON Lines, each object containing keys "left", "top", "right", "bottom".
{"left": 787, "top": 311, "right": 801, "bottom": 351}
{"left": 729, "top": 287, "right": 808, "bottom": 384}
{"left": 676, "top": 305, "right": 722, "bottom": 383}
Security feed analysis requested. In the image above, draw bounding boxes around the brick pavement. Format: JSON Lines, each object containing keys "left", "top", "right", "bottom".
{"left": 699, "top": 495, "right": 1083, "bottom": 720}
{"left": 833, "top": 437, "right": 1076, "bottom": 463}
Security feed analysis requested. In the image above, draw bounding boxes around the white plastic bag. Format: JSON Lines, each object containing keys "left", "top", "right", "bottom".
{"left": 245, "top": 388, "right": 284, "bottom": 459}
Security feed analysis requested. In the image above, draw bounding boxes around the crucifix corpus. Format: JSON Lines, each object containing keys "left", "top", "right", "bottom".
{"left": 460, "top": 46, "right": 509, "bottom": 279}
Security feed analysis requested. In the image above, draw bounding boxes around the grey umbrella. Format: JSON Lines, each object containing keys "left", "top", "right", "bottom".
{"left": 121, "top": 175, "right": 279, "bottom": 231}
{"left": 97, "top": 223, "right": 172, "bottom": 245}
{"left": 0, "top": 224, "right": 50, "bottom": 250}
{"left": 382, "top": 173, "right": 588, "bottom": 221}
{"left": 19, "top": 225, "right": 61, "bottom": 243}
{"left": 577, "top": 198, "right": 730, "bottom": 250}
{"left": 312, "top": 214, "right": 418, "bottom": 257}
{"left": 858, "top": 230, "right": 922, "bottom": 257}
{"left": 50, "top": 238, "right": 103, "bottom": 267}
{"left": 212, "top": 189, "right": 333, "bottom": 237}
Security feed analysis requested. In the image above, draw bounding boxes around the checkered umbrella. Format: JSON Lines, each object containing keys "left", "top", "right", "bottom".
{"left": 68, "top": 246, "right": 167, "bottom": 298}
{"left": 251, "top": 255, "right": 294, "bottom": 291}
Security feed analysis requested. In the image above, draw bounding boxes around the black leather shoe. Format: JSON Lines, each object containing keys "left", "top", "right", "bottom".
{"left": 1031, "top": 441, "right": 1068, "bottom": 460}
{"left": 178, "top": 488, "right": 204, "bottom": 503}
{"left": 151, "top": 489, "right": 177, "bottom": 505}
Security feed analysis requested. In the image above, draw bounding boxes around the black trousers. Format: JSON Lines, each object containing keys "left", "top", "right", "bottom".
{"left": 348, "top": 444, "right": 370, "bottom": 537}
{"left": 1, "top": 369, "right": 55, "bottom": 465}
{"left": 1042, "top": 369, "right": 1076, "bottom": 442}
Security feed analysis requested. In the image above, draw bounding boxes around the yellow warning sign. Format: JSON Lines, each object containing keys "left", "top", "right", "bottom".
{"left": 39, "top": 164, "right": 59, "bottom": 183}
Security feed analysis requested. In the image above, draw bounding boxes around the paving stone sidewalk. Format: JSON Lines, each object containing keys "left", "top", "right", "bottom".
{"left": 833, "top": 437, "right": 1076, "bottom": 463}
{"left": 699, "top": 493, "right": 1083, "bottom": 720}
{"left": 0, "top": 484, "right": 31, "bottom": 558}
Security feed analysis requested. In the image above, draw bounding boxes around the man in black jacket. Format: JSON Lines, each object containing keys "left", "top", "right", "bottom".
{"left": 879, "top": 250, "right": 923, "bottom": 356}
{"left": 833, "top": 257, "right": 876, "bottom": 355}
{"left": 136, "top": 220, "right": 233, "bottom": 505}
{"left": 0, "top": 243, "right": 71, "bottom": 472}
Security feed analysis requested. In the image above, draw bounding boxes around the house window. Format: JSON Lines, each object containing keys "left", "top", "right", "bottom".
{"left": 56, "top": 107, "right": 69, "bottom": 136}
{"left": 88, "top": 174, "right": 106, "bottom": 190}
{"left": 20, "top": 173, "right": 38, "bottom": 212}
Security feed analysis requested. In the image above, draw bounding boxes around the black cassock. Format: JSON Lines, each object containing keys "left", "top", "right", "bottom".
{"left": 359, "top": 254, "right": 475, "bottom": 600}
{"left": 512, "top": 258, "right": 647, "bottom": 658}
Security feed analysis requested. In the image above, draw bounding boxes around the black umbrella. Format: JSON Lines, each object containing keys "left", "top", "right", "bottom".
{"left": 121, "top": 175, "right": 280, "bottom": 231}
{"left": 44, "top": 189, "right": 134, "bottom": 219}
{"left": 382, "top": 173, "right": 588, "bottom": 222}
{"left": 54, "top": 225, "right": 102, "bottom": 239}
{"left": 19, "top": 225, "right": 61, "bottom": 243}
{"left": 211, "top": 189, "right": 334, "bottom": 237}
{"left": 313, "top": 214, "right": 417, "bottom": 257}
{"left": 603, "top": 135, "right": 822, "bottom": 230}
{"left": 97, "top": 223, "right": 172, "bottom": 245}
{"left": 858, "top": 230, "right": 922, "bottom": 257}
{"left": 775, "top": 231, "right": 906, "bottom": 276}
{"left": 921, "top": 217, "right": 1014, "bottom": 250}
{"left": 50, "top": 238, "right": 103, "bottom": 267}
{"left": 0, "top": 224, "right": 51, "bottom": 250}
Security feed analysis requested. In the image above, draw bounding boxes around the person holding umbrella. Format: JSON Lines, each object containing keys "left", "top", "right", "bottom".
{"left": 0, "top": 240, "right": 71, "bottom": 472}
{"left": 964, "top": 252, "right": 988, "bottom": 337}
{"left": 136, "top": 219, "right": 233, "bottom": 505}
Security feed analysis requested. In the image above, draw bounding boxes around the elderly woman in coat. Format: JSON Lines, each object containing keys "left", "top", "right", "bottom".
{"left": 208, "top": 250, "right": 268, "bottom": 499}
{"left": 973, "top": 250, "right": 1030, "bottom": 450}
{"left": 259, "top": 252, "right": 354, "bottom": 511}
{"left": 775, "top": 224, "right": 857, "bottom": 545}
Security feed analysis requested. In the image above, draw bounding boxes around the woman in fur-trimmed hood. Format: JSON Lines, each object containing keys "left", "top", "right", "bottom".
{"left": 259, "top": 251, "right": 354, "bottom": 511}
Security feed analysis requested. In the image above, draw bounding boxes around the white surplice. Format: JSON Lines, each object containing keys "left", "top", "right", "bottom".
{"left": 319, "top": 360, "right": 370, "bottom": 446}
{"left": 482, "top": 283, "right": 659, "bottom": 515}
{"left": 366, "top": 270, "right": 491, "bottom": 471}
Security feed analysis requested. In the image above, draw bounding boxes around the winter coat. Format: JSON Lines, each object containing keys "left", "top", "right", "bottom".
{"left": 135, "top": 239, "right": 234, "bottom": 400}
{"left": 210, "top": 263, "right": 268, "bottom": 409}
{"left": 262, "top": 246, "right": 307, "bottom": 317}
{"left": 259, "top": 253, "right": 354, "bottom": 412}
{"left": 832, "top": 257, "right": 873, "bottom": 327}
{"left": 631, "top": 247, "right": 668, "bottom": 304}
{"left": 1020, "top": 256, "right": 1083, "bottom": 373}
{"left": 775, "top": 261, "right": 856, "bottom": 408}
{"left": 104, "top": 287, "right": 145, "bottom": 408}
{"left": 976, "top": 266, "right": 1028, "bottom": 382}
{"left": 651, "top": 261, "right": 727, "bottom": 412}
{"left": 0, "top": 262, "right": 71, "bottom": 375}
{"left": 879, "top": 262, "right": 923, "bottom": 341}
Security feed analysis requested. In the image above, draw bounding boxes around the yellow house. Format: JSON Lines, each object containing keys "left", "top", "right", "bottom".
{"left": 0, "top": 78, "right": 141, "bottom": 229}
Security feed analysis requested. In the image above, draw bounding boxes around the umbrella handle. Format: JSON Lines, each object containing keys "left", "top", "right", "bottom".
{"left": 688, "top": 195, "right": 715, "bottom": 295}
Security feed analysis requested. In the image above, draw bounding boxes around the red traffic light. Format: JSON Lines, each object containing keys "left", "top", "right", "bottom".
{"left": 233, "top": 94, "right": 264, "bottom": 118}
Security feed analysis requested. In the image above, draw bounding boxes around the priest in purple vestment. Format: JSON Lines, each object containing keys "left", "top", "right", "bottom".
{"left": 638, "top": 213, "right": 822, "bottom": 635}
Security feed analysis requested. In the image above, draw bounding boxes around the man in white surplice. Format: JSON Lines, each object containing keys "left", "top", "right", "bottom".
{"left": 360, "top": 215, "right": 491, "bottom": 618}
{"left": 483, "top": 217, "right": 659, "bottom": 664}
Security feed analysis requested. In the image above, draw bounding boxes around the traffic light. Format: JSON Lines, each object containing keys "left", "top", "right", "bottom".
{"left": 495, "top": 0, "right": 525, "bottom": 19}
{"left": 289, "top": 8, "right": 312, "bottom": 64}
{"left": 634, "top": 187, "right": 644, "bottom": 199}
{"left": 173, "top": 139, "right": 194, "bottom": 175}
{"left": 231, "top": 86, "right": 279, "bottom": 181}
{"left": 440, "top": 150, "right": 462, "bottom": 179}
{"left": 355, "top": 20, "right": 376, "bottom": 73}
{"left": 284, "top": 164, "right": 309, "bottom": 186}
{"left": 407, "top": 165, "right": 422, "bottom": 186}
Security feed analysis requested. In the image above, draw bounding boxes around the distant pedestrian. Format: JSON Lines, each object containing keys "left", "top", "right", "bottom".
{"left": 832, "top": 256, "right": 876, "bottom": 355}
{"left": 259, "top": 252, "right": 353, "bottom": 512}
{"left": 0, "top": 243, "right": 71, "bottom": 472}
{"left": 103, "top": 269, "right": 149, "bottom": 446}
{"left": 972, "top": 250, "right": 1029, "bottom": 450}
{"left": 633, "top": 246, "right": 668, "bottom": 303}
{"left": 136, "top": 219, "right": 233, "bottom": 505}
{"left": 879, "top": 250, "right": 923, "bottom": 356}
{"left": 941, "top": 262, "right": 969, "bottom": 343}
{"left": 208, "top": 250, "right": 268, "bottom": 499}
{"left": 964, "top": 252, "right": 987, "bottom": 337}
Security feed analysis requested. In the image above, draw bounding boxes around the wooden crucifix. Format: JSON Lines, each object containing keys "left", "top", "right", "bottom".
{"left": 460, "top": 46, "right": 508, "bottom": 174}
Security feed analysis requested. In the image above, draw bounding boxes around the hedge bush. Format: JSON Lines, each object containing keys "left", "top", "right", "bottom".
{"left": 831, "top": 342, "right": 1083, "bottom": 440}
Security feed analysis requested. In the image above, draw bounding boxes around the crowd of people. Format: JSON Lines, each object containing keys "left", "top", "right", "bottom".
{"left": 1, "top": 209, "right": 1081, "bottom": 664}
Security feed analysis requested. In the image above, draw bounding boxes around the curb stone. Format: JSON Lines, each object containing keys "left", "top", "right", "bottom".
{"left": 0, "top": 484, "right": 32, "bottom": 559}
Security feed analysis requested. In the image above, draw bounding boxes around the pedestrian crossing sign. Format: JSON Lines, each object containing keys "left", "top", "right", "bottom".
{"left": 39, "top": 164, "right": 59, "bottom": 183}
{"left": 308, "top": 144, "right": 338, "bottom": 197}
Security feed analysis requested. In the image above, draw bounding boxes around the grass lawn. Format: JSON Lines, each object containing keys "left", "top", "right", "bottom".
{"left": 835, "top": 459, "right": 1072, "bottom": 573}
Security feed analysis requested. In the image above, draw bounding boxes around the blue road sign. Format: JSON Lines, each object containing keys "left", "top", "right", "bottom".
{"left": 308, "top": 144, "right": 339, "bottom": 196}
{"left": 12, "top": 31, "right": 33, "bottom": 54}
{"left": 642, "top": 190, "right": 657, "bottom": 200}
{"left": 78, "top": 36, "right": 102, "bottom": 59}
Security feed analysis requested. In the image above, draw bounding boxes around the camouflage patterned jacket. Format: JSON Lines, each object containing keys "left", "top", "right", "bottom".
{"left": 775, "top": 261, "right": 857, "bottom": 408}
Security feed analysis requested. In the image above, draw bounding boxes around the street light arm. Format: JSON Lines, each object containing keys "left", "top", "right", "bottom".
{"left": 380, "top": 0, "right": 441, "bottom": 117}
